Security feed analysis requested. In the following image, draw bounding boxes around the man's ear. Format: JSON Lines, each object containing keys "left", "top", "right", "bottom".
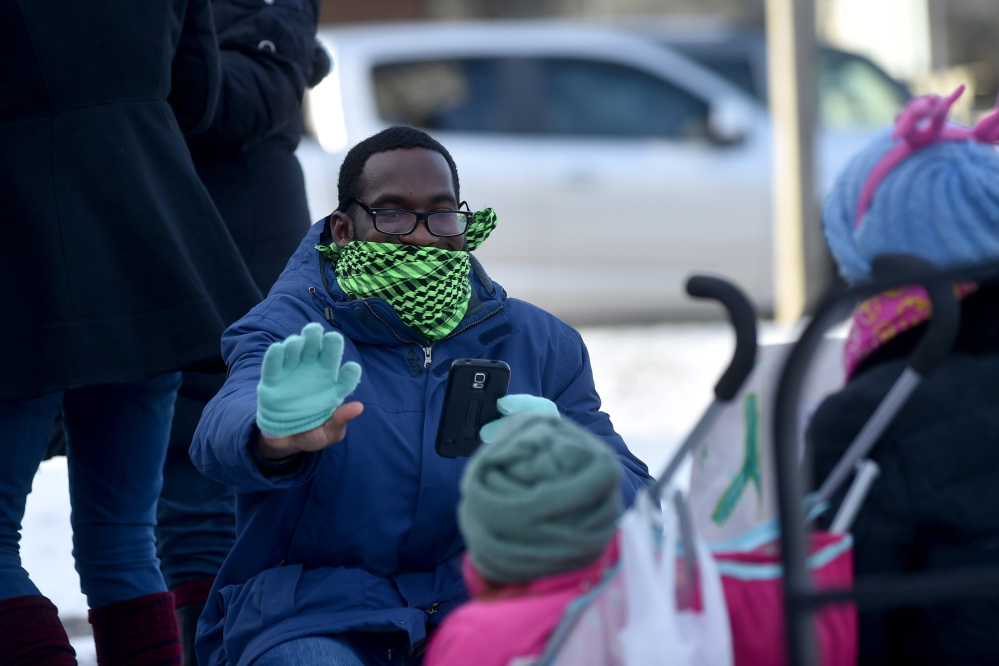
{"left": 330, "top": 211, "right": 353, "bottom": 247}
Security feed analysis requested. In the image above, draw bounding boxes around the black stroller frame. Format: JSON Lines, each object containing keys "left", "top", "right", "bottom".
{"left": 535, "top": 274, "right": 760, "bottom": 665}
{"left": 772, "top": 255, "right": 999, "bottom": 666}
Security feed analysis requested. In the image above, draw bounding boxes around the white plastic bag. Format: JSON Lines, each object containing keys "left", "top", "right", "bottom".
{"left": 618, "top": 490, "right": 734, "bottom": 666}
{"left": 542, "top": 550, "right": 629, "bottom": 665}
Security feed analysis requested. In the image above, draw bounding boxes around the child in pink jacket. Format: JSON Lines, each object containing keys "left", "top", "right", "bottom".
{"left": 425, "top": 413, "right": 623, "bottom": 666}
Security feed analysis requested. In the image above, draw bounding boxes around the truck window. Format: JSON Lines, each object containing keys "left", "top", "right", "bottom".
{"left": 687, "top": 57, "right": 759, "bottom": 100}
{"left": 372, "top": 59, "right": 508, "bottom": 132}
{"left": 537, "top": 58, "right": 710, "bottom": 139}
{"left": 819, "top": 52, "right": 909, "bottom": 129}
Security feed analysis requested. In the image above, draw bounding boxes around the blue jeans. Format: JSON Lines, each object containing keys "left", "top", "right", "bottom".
{"left": 254, "top": 633, "right": 423, "bottom": 666}
{"left": 0, "top": 373, "right": 180, "bottom": 609}
{"left": 156, "top": 370, "right": 235, "bottom": 591}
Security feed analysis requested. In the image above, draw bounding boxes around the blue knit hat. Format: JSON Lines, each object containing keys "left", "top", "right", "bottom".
{"left": 823, "top": 86, "right": 999, "bottom": 284}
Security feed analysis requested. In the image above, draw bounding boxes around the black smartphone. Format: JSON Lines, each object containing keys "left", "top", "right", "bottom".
{"left": 435, "top": 358, "right": 511, "bottom": 458}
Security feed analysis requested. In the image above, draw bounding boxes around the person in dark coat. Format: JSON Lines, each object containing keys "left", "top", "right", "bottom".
{"left": 154, "top": 1, "right": 330, "bottom": 661}
{"left": 188, "top": 126, "right": 654, "bottom": 665}
{"left": 807, "top": 86, "right": 999, "bottom": 665}
{"left": 0, "top": 0, "right": 261, "bottom": 663}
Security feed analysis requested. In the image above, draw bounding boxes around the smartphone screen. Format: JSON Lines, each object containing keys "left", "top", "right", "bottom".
{"left": 435, "top": 359, "right": 511, "bottom": 458}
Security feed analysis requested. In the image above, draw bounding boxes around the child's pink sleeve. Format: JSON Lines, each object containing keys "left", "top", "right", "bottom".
{"left": 424, "top": 603, "right": 509, "bottom": 666}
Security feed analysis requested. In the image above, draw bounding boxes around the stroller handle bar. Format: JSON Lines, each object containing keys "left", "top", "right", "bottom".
{"left": 653, "top": 275, "right": 758, "bottom": 493}
{"left": 686, "top": 275, "right": 758, "bottom": 402}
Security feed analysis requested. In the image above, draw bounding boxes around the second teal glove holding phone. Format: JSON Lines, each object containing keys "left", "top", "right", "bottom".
{"left": 479, "top": 394, "right": 560, "bottom": 443}
{"left": 256, "top": 323, "right": 362, "bottom": 437}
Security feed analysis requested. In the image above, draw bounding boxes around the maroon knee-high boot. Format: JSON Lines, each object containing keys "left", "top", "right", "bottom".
{"left": 0, "top": 595, "right": 77, "bottom": 665}
{"left": 88, "top": 591, "right": 181, "bottom": 665}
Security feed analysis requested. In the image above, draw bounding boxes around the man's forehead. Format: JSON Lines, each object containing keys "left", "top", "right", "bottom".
{"left": 360, "top": 148, "right": 455, "bottom": 200}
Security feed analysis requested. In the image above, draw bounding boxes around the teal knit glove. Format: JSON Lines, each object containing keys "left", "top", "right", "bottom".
{"left": 479, "top": 394, "right": 560, "bottom": 443}
{"left": 256, "top": 323, "right": 362, "bottom": 437}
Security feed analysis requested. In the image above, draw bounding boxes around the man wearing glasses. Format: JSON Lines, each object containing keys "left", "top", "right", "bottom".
{"left": 190, "top": 125, "right": 652, "bottom": 665}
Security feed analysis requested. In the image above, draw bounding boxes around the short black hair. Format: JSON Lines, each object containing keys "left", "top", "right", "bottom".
{"left": 336, "top": 126, "right": 460, "bottom": 209}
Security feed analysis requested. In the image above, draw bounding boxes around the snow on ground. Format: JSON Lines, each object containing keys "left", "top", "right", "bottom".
{"left": 22, "top": 456, "right": 97, "bottom": 664}
{"left": 21, "top": 320, "right": 796, "bottom": 665}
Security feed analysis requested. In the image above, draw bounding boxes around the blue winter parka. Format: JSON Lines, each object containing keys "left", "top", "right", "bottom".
{"left": 190, "top": 219, "right": 654, "bottom": 665}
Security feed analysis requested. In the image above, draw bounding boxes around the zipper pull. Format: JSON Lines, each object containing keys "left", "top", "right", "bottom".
{"left": 423, "top": 346, "right": 432, "bottom": 368}
{"left": 425, "top": 602, "right": 441, "bottom": 616}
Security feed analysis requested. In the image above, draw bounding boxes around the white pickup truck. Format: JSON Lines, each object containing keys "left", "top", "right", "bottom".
{"left": 296, "top": 20, "right": 908, "bottom": 323}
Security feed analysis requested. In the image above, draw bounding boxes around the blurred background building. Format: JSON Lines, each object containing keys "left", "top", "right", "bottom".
{"left": 319, "top": 0, "right": 999, "bottom": 120}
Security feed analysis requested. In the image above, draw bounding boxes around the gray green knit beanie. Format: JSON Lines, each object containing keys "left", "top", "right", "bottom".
{"left": 458, "top": 413, "right": 622, "bottom": 585}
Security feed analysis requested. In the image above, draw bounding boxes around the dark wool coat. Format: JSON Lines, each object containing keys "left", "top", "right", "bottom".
{"left": 808, "top": 286, "right": 999, "bottom": 666}
{"left": 0, "top": 0, "right": 261, "bottom": 400}
{"left": 187, "top": 0, "right": 331, "bottom": 294}
{"left": 166, "top": 0, "right": 331, "bottom": 461}
{"left": 159, "top": 0, "right": 332, "bottom": 567}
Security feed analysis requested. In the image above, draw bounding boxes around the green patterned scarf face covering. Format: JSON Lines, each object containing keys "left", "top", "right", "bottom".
{"left": 317, "top": 208, "right": 498, "bottom": 341}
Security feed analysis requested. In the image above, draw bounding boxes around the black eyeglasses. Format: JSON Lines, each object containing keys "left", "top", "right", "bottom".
{"left": 345, "top": 197, "right": 472, "bottom": 237}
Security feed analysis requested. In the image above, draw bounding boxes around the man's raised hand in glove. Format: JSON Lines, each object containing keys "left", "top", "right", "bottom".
{"left": 255, "top": 322, "right": 363, "bottom": 459}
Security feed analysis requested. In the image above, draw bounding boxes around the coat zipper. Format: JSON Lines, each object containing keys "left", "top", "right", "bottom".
{"left": 308, "top": 286, "right": 335, "bottom": 321}
{"left": 363, "top": 301, "right": 505, "bottom": 368}
{"left": 359, "top": 302, "right": 433, "bottom": 367}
